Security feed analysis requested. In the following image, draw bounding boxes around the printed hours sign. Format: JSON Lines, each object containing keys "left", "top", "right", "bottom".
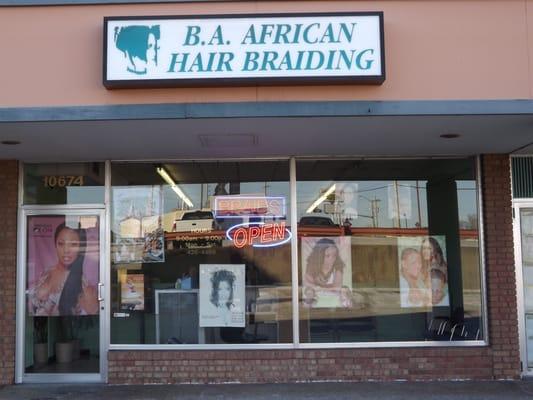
{"left": 104, "top": 13, "right": 385, "bottom": 88}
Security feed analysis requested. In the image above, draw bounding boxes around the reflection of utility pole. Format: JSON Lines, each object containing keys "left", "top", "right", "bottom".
{"left": 359, "top": 195, "right": 381, "bottom": 228}
{"left": 416, "top": 180, "right": 422, "bottom": 227}
{"left": 371, "top": 198, "right": 381, "bottom": 228}
{"left": 394, "top": 181, "right": 401, "bottom": 228}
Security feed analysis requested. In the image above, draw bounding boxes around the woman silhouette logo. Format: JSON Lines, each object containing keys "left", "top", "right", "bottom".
{"left": 114, "top": 25, "right": 161, "bottom": 75}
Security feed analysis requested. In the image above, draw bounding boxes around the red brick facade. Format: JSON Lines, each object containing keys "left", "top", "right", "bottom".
{"left": 107, "top": 154, "right": 520, "bottom": 384}
{"left": 0, "top": 161, "right": 18, "bottom": 385}
{"left": 482, "top": 154, "right": 520, "bottom": 378}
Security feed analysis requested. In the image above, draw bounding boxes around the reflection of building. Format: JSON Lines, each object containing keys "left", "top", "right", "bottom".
{"left": 119, "top": 217, "right": 141, "bottom": 238}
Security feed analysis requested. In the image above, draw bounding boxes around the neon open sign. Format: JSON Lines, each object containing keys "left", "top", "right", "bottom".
{"left": 226, "top": 222, "right": 292, "bottom": 248}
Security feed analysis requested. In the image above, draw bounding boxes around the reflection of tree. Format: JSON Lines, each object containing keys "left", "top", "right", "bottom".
{"left": 459, "top": 214, "right": 478, "bottom": 230}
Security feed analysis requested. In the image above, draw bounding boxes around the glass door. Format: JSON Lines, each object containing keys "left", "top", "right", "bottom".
{"left": 518, "top": 207, "right": 533, "bottom": 374}
{"left": 20, "top": 210, "right": 106, "bottom": 382}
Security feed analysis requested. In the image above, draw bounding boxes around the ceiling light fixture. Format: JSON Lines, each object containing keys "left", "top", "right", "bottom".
{"left": 440, "top": 133, "right": 461, "bottom": 139}
{"left": 156, "top": 167, "right": 194, "bottom": 208}
{"left": 306, "top": 184, "right": 336, "bottom": 213}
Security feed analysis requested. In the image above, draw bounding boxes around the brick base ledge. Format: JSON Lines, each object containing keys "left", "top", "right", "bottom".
{"left": 107, "top": 348, "right": 511, "bottom": 384}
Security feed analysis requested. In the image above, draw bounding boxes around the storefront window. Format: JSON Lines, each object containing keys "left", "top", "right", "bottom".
{"left": 23, "top": 163, "right": 105, "bottom": 205}
{"left": 296, "top": 158, "right": 483, "bottom": 343}
{"left": 110, "top": 161, "right": 292, "bottom": 345}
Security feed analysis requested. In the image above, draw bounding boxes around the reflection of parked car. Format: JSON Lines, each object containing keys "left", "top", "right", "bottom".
{"left": 172, "top": 210, "right": 217, "bottom": 232}
{"left": 299, "top": 215, "right": 337, "bottom": 227}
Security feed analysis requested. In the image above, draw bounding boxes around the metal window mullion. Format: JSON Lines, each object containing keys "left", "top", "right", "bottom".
{"left": 477, "top": 155, "right": 489, "bottom": 344}
{"left": 290, "top": 157, "right": 300, "bottom": 348}
{"left": 15, "top": 162, "right": 25, "bottom": 383}
{"left": 101, "top": 160, "right": 112, "bottom": 383}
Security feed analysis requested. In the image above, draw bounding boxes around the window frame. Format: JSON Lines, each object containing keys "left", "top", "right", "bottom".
{"left": 18, "top": 157, "right": 488, "bottom": 353}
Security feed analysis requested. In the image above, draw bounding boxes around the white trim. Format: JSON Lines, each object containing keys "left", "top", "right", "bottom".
{"left": 102, "top": 160, "right": 112, "bottom": 383}
{"left": 15, "top": 162, "right": 25, "bottom": 384}
{"left": 17, "top": 207, "right": 106, "bottom": 383}
{"left": 110, "top": 343, "right": 295, "bottom": 351}
{"left": 109, "top": 340, "right": 487, "bottom": 351}
{"left": 21, "top": 373, "right": 103, "bottom": 384}
{"left": 513, "top": 202, "right": 533, "bottom": 376}
{"left": 477, "top": 155, "right": 489, "bottom": 344}
{"left": 21, "top": 204, "right": 105, "bottom": 210}
{"left": 513, "top": 198, "right": 533, "bottom": 205}
{"left": 297, "top": 340, "right": 487, "bottom": 349}
{"left": 290, "top": 157, "right": 300, "bottom": 347}
{"left": 510, "top": 155, "right": 533, "bottom": 376}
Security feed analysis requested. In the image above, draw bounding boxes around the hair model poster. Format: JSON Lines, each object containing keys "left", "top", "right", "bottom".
{"left": 120, "top": 273, "right": 145, "bottom": 311}
{"left": 398, "top": 235, "right": 449, "bottom": 308}
{"left": 301, "top": 236, "right": 352, "bottom": 308}
{"left": 26, "top": 215, "right": 99, "bottom": 316}
{"left": 199, "top": 264, "right": 245, "bottom": 327}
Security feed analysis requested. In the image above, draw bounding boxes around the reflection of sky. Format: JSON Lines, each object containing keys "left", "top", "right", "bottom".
{"left": 112, "top": 179, "right": 478, "bottom": 231}
{"left": 457, "top": 180, "right": 478, "bottom": 227}
{"left": 65, "top": 187, "right": 104, "bottom": 204}
{"left": 297, "top": 180, "right": 478, "bottom": 228}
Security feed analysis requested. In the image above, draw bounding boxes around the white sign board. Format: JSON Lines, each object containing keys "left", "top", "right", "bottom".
{"left": 104, "top": 13, "right": 385, "bottom": 88}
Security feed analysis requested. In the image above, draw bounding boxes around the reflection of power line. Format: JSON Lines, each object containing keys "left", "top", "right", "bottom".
{"left": 357, "top": 186, "right": 389, "bottom": 193}
{"left": 397, "top": 183, "right": 475, "bottom": 191}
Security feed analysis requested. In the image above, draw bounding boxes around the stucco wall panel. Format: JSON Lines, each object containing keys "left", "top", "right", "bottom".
{"left": 525, "top": 0, "right": 533, "bottom": 98}
{"left": 0, "top": 1, "right": 530, "bottom": 107}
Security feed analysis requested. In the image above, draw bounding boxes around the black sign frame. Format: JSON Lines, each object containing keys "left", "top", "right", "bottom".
{"left": 103, "top": 12, "right": 385, "bottom": 89}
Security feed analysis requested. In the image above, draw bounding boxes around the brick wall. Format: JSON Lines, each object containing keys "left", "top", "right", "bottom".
{"left": 0, "top": 161, "right": 18, "bottom": 385}
{"left": 106, "top": 154, "right": 518, "bottom": 383}
{"left": 482, "top": 154, "right": 520, "bottom": 379}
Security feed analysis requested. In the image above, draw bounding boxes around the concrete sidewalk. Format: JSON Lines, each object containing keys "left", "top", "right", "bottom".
{"left": 2, "top": 381, "right": 533, "bottom": 400}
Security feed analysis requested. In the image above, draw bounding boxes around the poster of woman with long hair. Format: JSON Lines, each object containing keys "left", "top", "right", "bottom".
{"left": 301, "top": 236, "right": 352, "bottom": 308}
{"left": 27, "top": 215, "right": 99, "bottom": 316}
{"left": 199, "top": 264, "right": 245, "bottom": 327}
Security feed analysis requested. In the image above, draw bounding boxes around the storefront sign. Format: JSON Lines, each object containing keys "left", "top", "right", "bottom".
{"left": 104, "top": 13, "right": 385, "bottom": 88}
{"left": 226, "top": 221, "right": 291, "bottom": 248}
{"left": 214, "top": 195, "right": 286, "bottom": 218}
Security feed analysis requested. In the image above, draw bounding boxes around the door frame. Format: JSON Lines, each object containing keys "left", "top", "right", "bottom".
{"left": 513, "top": 200, "right": 533, "bottom": 377}
{"left": 15, "top": 206, "right": 109, "bottom": 383}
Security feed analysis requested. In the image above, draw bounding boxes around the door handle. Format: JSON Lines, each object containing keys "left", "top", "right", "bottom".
{"left": 98, "top": 282, "right": 104, "bottom": 302}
